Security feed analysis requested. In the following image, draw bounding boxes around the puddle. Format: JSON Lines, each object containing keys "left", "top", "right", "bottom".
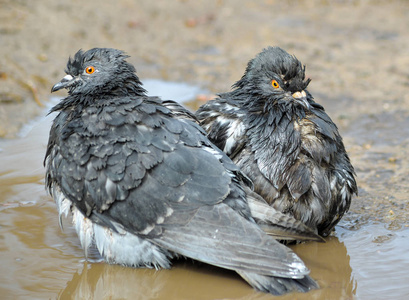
{"left": 1, "top": 80, "right": 409, "bottom": 299}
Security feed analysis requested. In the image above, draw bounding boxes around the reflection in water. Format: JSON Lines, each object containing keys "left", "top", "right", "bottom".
{"left": 291, "top": 236, "right": 356, "bottom": 299}
{"left": 56, "top": 237, "right": 356, "bottom": 300}
{"left": 58, "top": 261, "right": 273, "bottom": 300}
{"left": 1, "top": 81, "right": 409, "bottom": 299}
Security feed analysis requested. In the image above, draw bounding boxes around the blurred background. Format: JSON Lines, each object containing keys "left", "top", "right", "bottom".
{"left": 1, "top": 0, "right": 409, "bottom": 299}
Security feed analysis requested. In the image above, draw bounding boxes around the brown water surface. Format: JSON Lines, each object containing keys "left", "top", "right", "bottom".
{"left": 1, "top": 82, "right": 409, "bottom": 299}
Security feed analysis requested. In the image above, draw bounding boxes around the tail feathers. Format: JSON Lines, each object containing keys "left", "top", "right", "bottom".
{"left": 245, "top": 188, "right": 325, "bottom": 242}
{"left": 237, "top": 270, "right": 319, "bottom": 296}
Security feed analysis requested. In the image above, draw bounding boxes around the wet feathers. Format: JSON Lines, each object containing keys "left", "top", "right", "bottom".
{"left": 196, "top": 46, "right": 357, "bottom": 236}
{"left": 44, "top": 48, "right": 318, "bottom": 295}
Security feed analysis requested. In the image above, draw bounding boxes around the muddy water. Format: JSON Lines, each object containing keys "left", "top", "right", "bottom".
{"left": 1, "top": 81, "right": 409, "bottom": 299}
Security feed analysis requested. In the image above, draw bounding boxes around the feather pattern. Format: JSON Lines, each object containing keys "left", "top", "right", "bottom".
{"left": 45, "top": 48, "right": 318, "bottom": 295}
{"left": 197, "top": 46, "right": 357, "bottom": 236}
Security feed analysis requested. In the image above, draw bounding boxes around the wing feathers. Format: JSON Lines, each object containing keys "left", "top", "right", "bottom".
{"left": 153, "top": 204, "right": 310, "bottom": 279}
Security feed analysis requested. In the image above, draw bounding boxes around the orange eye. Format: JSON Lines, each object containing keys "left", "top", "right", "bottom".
{"left": 271, "top": 79, "right": 280, "bottom": 89}
{"left": 85, "top": 66, "right": 95, "bottom": 74}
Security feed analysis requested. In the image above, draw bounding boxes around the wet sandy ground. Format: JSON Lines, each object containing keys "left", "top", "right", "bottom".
{"left": 1, "top": 0, "right": 409, "bottom": 299}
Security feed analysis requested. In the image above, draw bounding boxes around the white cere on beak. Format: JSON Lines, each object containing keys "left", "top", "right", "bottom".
{"left": 292, "top": 90, "right": 307, "bottom": 100}
{"left": 62, "top": 74, "right": 74, "bottom": 81}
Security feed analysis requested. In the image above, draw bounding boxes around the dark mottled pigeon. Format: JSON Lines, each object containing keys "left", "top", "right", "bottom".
{"left": 196, "top": 47, "right": 357, "bottom": 237}
{"left": 45, "top": 48, "right": 318, "bottom": 295}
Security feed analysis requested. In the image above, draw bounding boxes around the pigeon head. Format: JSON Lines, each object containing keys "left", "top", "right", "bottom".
{"left": 233, "top": 47, "right": 312, "bottom": 110}
{"left": 51, "top": 48, "right": 146, "bottom": 96}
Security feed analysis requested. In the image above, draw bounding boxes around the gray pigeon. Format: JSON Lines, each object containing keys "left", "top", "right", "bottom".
{"left": 196, "top": 47, "right": 357, "bottom": 237}
{"left": 44, "top": 48, "right": 318, "bottom": 295}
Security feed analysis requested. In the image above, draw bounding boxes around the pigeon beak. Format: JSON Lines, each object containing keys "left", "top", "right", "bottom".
{"left": 292, "top": 90, "right": 310, "bottom": 109}
{"left": 51, "top": 75, "right": 78, "bottom": 92}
